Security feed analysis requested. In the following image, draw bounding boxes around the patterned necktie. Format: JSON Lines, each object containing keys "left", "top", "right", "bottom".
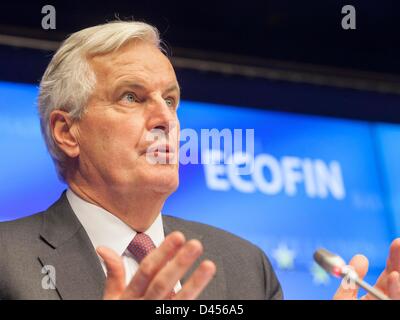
{"left": 127, "top": 232, "right": 156, "bottom": 263}
{"left": 127, "top": 232, "right": 175, "bottom": 298}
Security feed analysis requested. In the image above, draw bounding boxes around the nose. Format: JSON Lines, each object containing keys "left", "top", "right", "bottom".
{"left": 146, "top": 96, "right": 177, "bottom": 134}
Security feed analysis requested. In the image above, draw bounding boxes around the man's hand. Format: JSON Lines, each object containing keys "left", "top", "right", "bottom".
{"left": 96, "top": 231, "right": 216, "bottom": 300}
{"left": 334, "top": 238, "right": 400, "bottom": 300}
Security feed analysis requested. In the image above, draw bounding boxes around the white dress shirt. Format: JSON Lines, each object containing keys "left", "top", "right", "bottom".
{"left": 66, "top": 188, "right": 181, "bottom": 293}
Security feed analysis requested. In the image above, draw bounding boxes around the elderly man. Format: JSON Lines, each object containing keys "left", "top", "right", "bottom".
{"left": 0, "top": 21, "right": 283, "bottom": 300}
{"left": 0, "top": 21, "right": 399, "bottom": 300}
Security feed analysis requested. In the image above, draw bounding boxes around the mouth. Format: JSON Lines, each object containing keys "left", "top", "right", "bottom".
{"left": 144, "top": 143, "right": 177, "bottom": 164}
{"left": 146, "top": 144, "right": 176, "bottom": 155}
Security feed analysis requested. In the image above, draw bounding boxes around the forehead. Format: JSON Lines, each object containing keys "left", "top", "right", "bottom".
{"left": 88, "top": 40, "right": 177, "bottom": 87}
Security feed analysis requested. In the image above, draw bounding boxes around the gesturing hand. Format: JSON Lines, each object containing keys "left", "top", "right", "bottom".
{"left": 96, "top": 231, "right": 216, "bottom": 300}
{"left": 334, "top": 239, "right": 400, "bottom": 300}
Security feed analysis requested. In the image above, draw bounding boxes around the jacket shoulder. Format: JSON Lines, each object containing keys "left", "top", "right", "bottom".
{"left": 163, "top": 215, "right": 283, "bottom": 299}
{"left": 164, "top": 215, "right": 261, "bottom": 253}
{"left": 0, "top": 211, "right": 44, "bottom": 236}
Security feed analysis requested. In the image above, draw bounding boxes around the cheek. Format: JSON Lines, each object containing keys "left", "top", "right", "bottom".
{"left": 81, "top": 115, "right": 144, "bottom": 161}
{"left": 104, "top": 123, "right": 144, "bottom": 161}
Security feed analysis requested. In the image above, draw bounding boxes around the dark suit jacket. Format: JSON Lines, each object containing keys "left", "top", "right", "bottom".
{"left": 0, "top": 192, "right": 283, "bottom": 300}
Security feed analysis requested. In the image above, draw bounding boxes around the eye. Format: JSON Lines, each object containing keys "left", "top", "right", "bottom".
{"left": 165, "top": 97, "right": 175, "bottom": 108}
{"left": 121, "top": 92, "right": 139, "bottom": 104}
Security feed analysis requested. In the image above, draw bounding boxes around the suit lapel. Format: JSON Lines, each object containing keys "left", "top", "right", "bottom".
{"left": 163, "top": 216, "right": 227, "bottom": 299}
{"left": 38, "top": 193, "right": 225, "bottom": 299}
{"left": 38, "top": 192, "right": 105, "bottom": 300}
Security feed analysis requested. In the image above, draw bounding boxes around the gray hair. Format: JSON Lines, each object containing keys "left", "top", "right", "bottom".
{"left": 38, "top": 21, "right": 161, "bottom": 181}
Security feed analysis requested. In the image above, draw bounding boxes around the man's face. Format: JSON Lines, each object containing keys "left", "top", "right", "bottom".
{"left": 72, "top": 40, "right": 180, "bottom": 195}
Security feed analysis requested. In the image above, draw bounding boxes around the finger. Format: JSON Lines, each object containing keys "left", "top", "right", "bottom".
{"left": 173, "top": 260, "right": 216, "bottom": 300}
{"left": 334, "top": 254, "right": 369, "bottom": 300}
{"left": 387, "top": 271, "right": 400, "bottom": 299}
{"left": 368, "top": 239, "right": 400, "bottom": 297}
{"left": 121, "top": 231, "right": 185, "bottom": 299}
{"left": 96, "top": 246, "right": 126, "bottom": 300}
{"left": 386, "top": 239, "right": 400, "bottom": 273}
{"left": 143, "top": 239, "right": 203, "bottom": 299}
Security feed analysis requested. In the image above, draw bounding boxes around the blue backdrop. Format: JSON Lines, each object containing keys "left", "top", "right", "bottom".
{"left": 0, "top": 80, "right": 399, "bottom": 299}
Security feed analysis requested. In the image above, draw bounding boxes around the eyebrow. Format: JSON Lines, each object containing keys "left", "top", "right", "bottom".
{"left": 164, "top": 84, "right": 181, "bottom": 97}
{"left": 115, "top": 80, "right": 181, "bottom": 97}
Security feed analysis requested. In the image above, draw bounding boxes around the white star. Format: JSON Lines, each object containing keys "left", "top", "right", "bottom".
{"left": 310, "top": 262, "right": 330, "bottom": 286}
{"left": 272, "top": 243, "right": 296, "bottom": 270}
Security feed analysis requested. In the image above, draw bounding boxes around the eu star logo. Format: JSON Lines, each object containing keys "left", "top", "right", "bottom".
{"left": 310, "top": 262, "right": 330, "bottom": 286}
{"left": 272, "top": 243, "right": 296, "bottom": 270}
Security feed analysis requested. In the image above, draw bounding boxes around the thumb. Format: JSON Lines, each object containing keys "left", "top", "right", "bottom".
{"left": 333, "top": 254, "right": 369, "bottom": 300}
{"left": 96, "top": 246, "right": 126, "bottom": 300}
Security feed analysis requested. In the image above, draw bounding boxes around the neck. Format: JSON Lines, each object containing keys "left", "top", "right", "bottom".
{"left": 67, "top": 175, "right": 168, "bottom": 232}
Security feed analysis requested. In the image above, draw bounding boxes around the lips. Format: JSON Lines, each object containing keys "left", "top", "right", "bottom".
{"left": 146, "top": 144, "right": 175, "bottom": 154}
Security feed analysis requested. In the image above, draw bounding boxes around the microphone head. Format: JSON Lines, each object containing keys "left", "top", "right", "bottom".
{"left": 313, "top": 248, "right": 346, "bottom": 277}
{"left": 314, "top": 249, "right": 390, "bottom": 300}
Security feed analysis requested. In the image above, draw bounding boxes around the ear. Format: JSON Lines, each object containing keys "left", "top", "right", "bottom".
{"left": 49, "top": 110, "right": 80, "bottom": 158}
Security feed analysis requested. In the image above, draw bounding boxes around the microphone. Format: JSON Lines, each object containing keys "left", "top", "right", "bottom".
{"left": 313, "top": 248, "right": 391, "bottom": 300}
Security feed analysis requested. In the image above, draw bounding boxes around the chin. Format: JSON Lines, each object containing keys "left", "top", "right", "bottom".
{"left": 151, "top": 177, "right": 179, "bottom": 195}
{"left": 142, "top": 165, "right": 179, "bottom": 195}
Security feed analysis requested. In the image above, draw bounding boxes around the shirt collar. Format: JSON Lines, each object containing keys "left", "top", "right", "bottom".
{"left": 66, "top": 188, "right": 165, "bottom": 256}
